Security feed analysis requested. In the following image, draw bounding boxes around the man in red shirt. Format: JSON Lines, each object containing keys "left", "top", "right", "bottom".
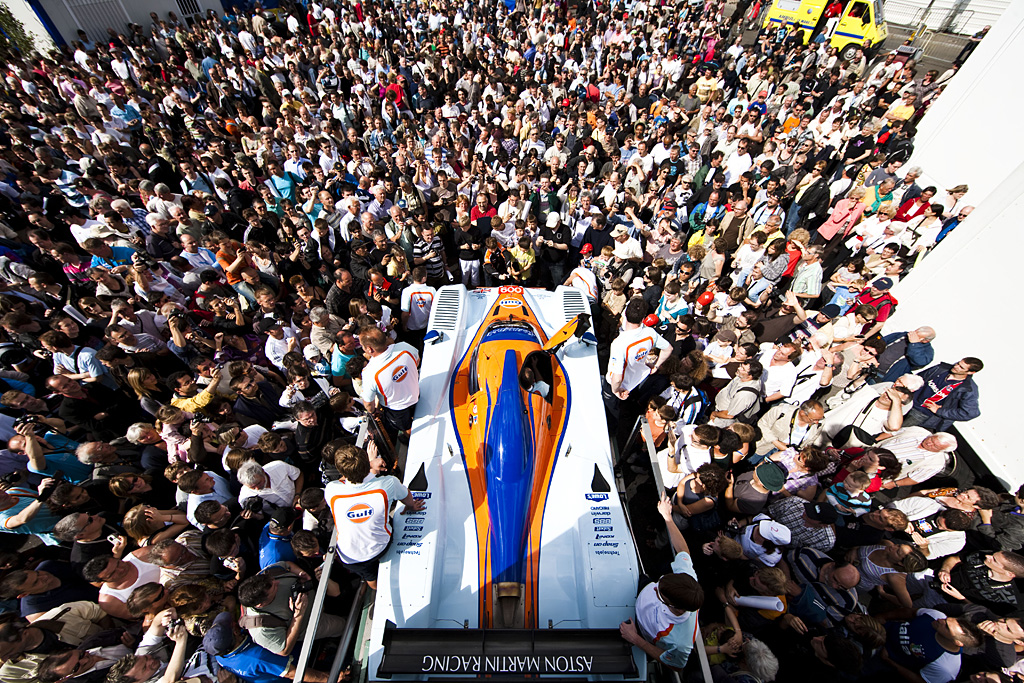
{"left": 469, "top": 193, "right": 497, "bottom": 232}
{"left": 855, "top": 277, "right": 897, "bottom": 337}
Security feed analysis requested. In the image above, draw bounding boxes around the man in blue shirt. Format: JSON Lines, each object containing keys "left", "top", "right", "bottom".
{"left": 200, "top": 51, "right": 219, "bottom": 81}
{"left": 0, "top": 480, "right": 62, "bottom": 546}
{"left": 82, "top": 238, "right": 137, "bottom": 269}
{"left": 265, "top": 160, "right": 300, "bottom": 203}
{"left": 935, "top": 206, "right": 974, "bottom": 244}
{"left": 109, "top": 94, "right": 142, "bottom": 134}
{"left": 204, "top": 611, "right": 330, "bottom": 682}
{"left": 882, "top": 608, "right": 982, "bottom": 683}
{"left": 259, "top": 508, "right": 298, "bottom": 570}
{"left": 10, "top": 422, "right": 92, "bottom": 483}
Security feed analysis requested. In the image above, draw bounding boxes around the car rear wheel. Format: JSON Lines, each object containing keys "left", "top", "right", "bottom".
{"left": 841, "top": 43, "right": 860, "bottom": 60}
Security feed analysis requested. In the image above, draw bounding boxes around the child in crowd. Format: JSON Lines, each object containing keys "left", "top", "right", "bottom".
{"left": 600, "top": 277, "right": 628, "bottom": 339}
{"left": 592, "top": 244, "right": 615, "bottom": 279}
{"left": 510, "top": 236, "right": 536, "bottom": 285}
{"left": 827, "top": 470, "right": 873, "bottom": 517}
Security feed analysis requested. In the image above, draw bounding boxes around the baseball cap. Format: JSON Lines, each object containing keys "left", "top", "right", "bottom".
{"left": 303, "top": 344, "right": 322, "bottom": 361}
{"left": 270, "top": 506, "right": 297, "bottom": 530}
{"left": 546, "top": 213, "right": 561, "bottom": 228}
{"left": 758, "top": 518, "right": 792, "bottom": 545}
{"left": 579, "top": 243, "right": 593, "bottom": 255}
{"left": 630, "top": 277, "right": 645, "bottom": 290}
{"left": 715, "top": 330, "right": 737, "bottom": 344}
{"left": 873, "top": 277, "right": 894, "bottom": 291}
{"left": 758, "top": 90, "right": 768, "bottom": 97}
{"left": 610, "top": 226, "right": 628, "bottom": 238}
{"left": 254, "top": 317, "right": 281, "bottom": 334}
{"left": 804, "top": 501, "right": 839, "bottom": 525}
{"left": 202, "top": 611, "right": 236, "bottom": 655}
{"left": 754, "top": 462, "right": 786, "bottom": 492}
{"left": 820, "top": 304, "right": 841, "bottom": 319}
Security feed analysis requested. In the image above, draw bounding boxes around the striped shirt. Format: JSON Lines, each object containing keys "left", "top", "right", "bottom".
{"left": 412, "top": 235, "right": 446, "bottom": 279}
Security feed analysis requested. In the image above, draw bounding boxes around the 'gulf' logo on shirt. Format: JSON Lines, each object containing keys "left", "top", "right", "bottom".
{"left": 346, "top": 503, "right": 373, "bottom": 522}
{"left": 634, "top": 348, "right": 649, "bottom": 362}
{"left": 392, "top": 366, "right": 408, "bottom": 382}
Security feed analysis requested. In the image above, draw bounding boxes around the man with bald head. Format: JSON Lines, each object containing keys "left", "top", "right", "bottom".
{"left": 876, "top": 428, "right": 959, "bottom": 492}
{"left": 785, "top": 546, "right": 862, "bottom": 626}
{"left": 875, "top": 326, "right": 937, "bottom": 383}
{"left": 718, "top": 199, "right": 754, "bottom": 251}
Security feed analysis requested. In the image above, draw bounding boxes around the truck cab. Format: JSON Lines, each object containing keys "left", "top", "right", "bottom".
{"left": 764, "top": 0, "right": 888, "bottom": 60}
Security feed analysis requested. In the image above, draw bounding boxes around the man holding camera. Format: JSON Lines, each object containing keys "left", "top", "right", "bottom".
{"left": 237, "top": 561, "right": 346, "bottom": 657}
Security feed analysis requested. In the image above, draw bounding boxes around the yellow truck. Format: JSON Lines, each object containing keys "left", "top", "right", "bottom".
{"left": 763, "top": 0, "right": 888, "bottom": 60}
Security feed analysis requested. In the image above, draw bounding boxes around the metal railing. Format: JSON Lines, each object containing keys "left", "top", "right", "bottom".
{"left": 292, "top": 418, "right": 377, "bottom": 683}
{"left": 619, "top": 417, "right": 713, "bottom": 683}
{"left": 292, "top": 530, "right": 341, "bottom": 683}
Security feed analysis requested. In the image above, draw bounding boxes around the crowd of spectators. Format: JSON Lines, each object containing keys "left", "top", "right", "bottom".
{"left": 0, "top": 0, "right": 1002, "bottom": 681}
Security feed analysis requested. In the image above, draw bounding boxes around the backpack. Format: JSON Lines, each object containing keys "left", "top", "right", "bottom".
{"left": 678, "top": 386, "right": 711, "bottom": 425}
{"left": 862, "top": 291, "right": 898, "bottom": 319}
{"left": 733, "top": 385, "right": 762, "bottom": 425}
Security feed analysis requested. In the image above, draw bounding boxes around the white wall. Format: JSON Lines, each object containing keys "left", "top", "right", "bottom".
{"left": 887, "top": 0, "right": 1024, "bottom": 487}
{"left": 886, "top": 0, "right": 1008, "bottom": 34}
{"left": 6, "top": 0, "right": 56, "bottom": 51}
{"left": 888, "top": 161, "right": 1023, "bottom": 487}
{"left": 907, "top": 0, "right": 1024, "bottom": 211}
{"left": 34, "top": 0, "right": 222, "bottom": 46}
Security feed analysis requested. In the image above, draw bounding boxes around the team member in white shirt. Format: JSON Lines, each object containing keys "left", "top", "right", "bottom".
{"left": 359, "top": 327, "right": 421, "bottom": 433}
{"left": 605, "top": 300, "right": 672, "bottom": 437}
{"left": 400, "top": 266, "right": 437, "bottom": 350}
{"left": 619, "top": 495, "right": 702, "bottom": 670}
{"left": 326, "top": 444, "right": 424, "bottom": 589}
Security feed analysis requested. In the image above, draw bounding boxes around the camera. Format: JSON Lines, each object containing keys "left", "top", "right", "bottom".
{"left": 291, "top": 579, "right": 318, "bottom": 596}
{"left": 0, "top": 471, "right": 25, "bottom": 487}
{"left": 243, "top": 496, "right": 265, "bottom": 514}
{"left": 858, "top": 364, "right": 880, "bottom": 382}
{"left": 13, "top": 414, "right": 40, "bottom": 428}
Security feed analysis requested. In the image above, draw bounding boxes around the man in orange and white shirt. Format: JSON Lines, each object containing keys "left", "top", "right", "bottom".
{"left": 400, "top": 266, "right": 436, "bottom": 350}
{"left": 326, "top": 444, "right": 424, "bottom": 588}
{"left": 606, "top": 299, "right": 672, "bottom": 403}
{"left": 358, "top": 327, "right": 421, "bottom": 433}
{"left": 604, "top": 300, "right": 672, "bottom": 445}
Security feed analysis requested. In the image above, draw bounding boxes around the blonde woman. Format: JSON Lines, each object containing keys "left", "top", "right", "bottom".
{"left": 127, "top": 367, "right": 171, "bottom": 417}
{"left": 386, "top": 245, "right": 410, "bottom": 284}
{"left": 126, "top": 263, "right": 185, "bottom": 305}
{"left": 942, "top": 184, "right": 969, "bottom": 215}
{"left": 123, "top": 504, "right": 189, "bottom": 546}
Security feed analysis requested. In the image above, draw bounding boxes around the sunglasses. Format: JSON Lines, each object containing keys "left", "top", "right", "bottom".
{"left": 67, "top": 654, "right": 92, "bottom": 677}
